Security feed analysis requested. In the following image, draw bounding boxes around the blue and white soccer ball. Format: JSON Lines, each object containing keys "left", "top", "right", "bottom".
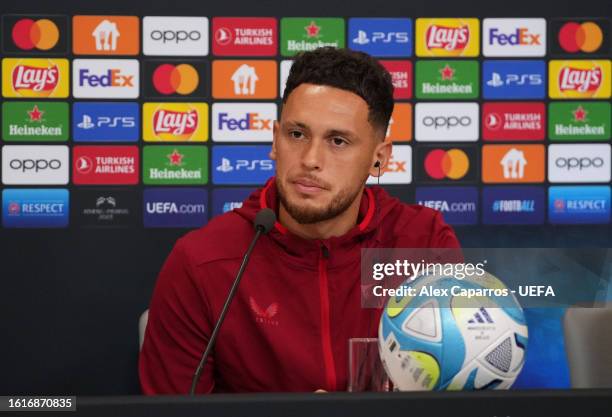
{"left": 378, "top": 272, "right": 528, "bottom": 391}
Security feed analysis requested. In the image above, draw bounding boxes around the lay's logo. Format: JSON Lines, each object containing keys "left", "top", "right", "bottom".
{"left": 2, "top": 58, "right": 69, "bottom": 98}
{"left": 549, "top": 60, "right": 611, "bottom": 99}
{"left": 143, "top": 103, "right": 208, "bottom": 142}
{"left": 416, "top": 19, "right": 479, "bottom": 57}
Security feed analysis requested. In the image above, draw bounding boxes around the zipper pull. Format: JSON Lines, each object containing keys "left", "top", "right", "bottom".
{"left": 321, "top": 244, "right": 329, "bottom": 259}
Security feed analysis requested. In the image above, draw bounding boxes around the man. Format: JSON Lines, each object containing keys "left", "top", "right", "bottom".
{"left": 139, "top": 47, "right": 460, "bottom": 394}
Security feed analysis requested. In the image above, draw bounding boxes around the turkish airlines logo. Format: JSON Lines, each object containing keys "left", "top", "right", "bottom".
{"left": 482, "top": 102, "right": 545, "bottom": 141}
{"left": 72, "top": 146, "right": 139, "bottom": 185}
{"left": 212, "top": 17, "right": 277, "bottom": 56}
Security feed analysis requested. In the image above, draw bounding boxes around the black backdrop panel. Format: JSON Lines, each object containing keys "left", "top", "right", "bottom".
{"left": 0, "top": 0, "right": 610, "bottom": 395}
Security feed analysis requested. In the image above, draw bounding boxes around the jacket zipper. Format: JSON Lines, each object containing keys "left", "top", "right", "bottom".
{"left": 318, "top": 244, "right": 337, "bottom": 391}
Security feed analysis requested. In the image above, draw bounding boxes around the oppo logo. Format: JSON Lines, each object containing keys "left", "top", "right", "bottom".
{"left": 150, "top": 30, "right": 202, "bottom": 43}
{"left": 422, "top": 115, "right": 472, "bottom": 129}
{"left": 10, "top": 158, "right": 62, "bottom": 172}
{"left": 415, "top": 103, "right": 479, "bottom": 142}
{"left": 555, "top": 157, "right": 604, "bottom": 170}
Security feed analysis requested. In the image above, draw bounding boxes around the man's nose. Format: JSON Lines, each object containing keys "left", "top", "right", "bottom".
{"left": 300, "top": 138, "right": 325, "bottom": 170}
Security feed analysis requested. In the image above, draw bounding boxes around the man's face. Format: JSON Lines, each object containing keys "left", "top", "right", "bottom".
{"left": 271, "top": 83, "right": 387, "bottom": 224}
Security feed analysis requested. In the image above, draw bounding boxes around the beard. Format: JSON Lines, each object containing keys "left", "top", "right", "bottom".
{"left": 276, "top": 176, "right": 365, "bottom": 225}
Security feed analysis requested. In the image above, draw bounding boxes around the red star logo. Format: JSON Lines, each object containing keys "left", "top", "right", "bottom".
{"left": 27, "top": 105, "right": 44, "bottom": 122}
{"left": 305, "top": 21, "right": 321, "bottom": 38}
{"left": 167, "top": 149, "right": 184, "bottom": 166}
{"left": 572, "top": 105, "right": 587, "bottom": 122}
{"left": 440, "top": 64, "right": 455, "bottom": 81}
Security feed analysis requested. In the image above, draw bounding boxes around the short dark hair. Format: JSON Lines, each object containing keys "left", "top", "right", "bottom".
{"left": 282, "top": 47, "right": 394, "bottom": 135}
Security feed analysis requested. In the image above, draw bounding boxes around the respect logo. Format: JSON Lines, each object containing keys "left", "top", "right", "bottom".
{"left": 549, "top": 60, "right": 611, "bottom": 99}
{"left": 3, "top": 15, "right": 67, "bottom": 53}
{"left": 2, "top": 58, "right": 69, "bottom": 98}
{"left": 415, "top": 18, "right": 479, "bottom": 57}
{"left": 143, "top": 103, "right": 208, "bottom": 142}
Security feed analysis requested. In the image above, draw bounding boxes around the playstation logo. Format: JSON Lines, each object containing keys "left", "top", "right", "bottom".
{"left": 77, "top": 114, "right": 96, "bottom": 129}
{"left": 487, "top": 72, "right": 504, "bottom": 87}
{"left": 353, "top": 30, "right": 370, "bottom": 45}
{"left": 216, "top": 158, "right": 234, "bottom": 173}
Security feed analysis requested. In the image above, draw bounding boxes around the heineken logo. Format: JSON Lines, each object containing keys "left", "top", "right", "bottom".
{"left": 416, "top": 60, "right": 479, "bottom": 99}
{"left": 143, "top": 146, "right": 208, "bottom": 185}
{"left": 2, "top": 101, "right": 68, "bottom": 141}
{"left": 549, "top": 102, "right": 610, "bottom": 141}
{"left": 281, "top": 18, "right": 345, "bottom": 56}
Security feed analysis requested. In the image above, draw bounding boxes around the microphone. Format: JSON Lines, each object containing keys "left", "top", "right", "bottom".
{"left": 189, "top": 208, "right": 276, "bottom": 395}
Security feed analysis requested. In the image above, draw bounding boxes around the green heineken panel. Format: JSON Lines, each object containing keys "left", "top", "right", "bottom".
{"left": 549, "top": 102, "right": 611, "bottom": 141}
{"left": 2, "top": 101, "right": 69, "bottom": 142}
{"left": 143, "top": 146, "right": 208, "bottom": 185}
{"left": 415, "top": 60, "right": 479, "bottom": 100}
{"left": 281, "top": 18, "right": 345, "bottom": 57}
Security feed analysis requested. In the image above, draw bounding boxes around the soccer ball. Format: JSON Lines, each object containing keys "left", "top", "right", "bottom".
{"left": 378, "top": 272, "right": 528, "bottom": 391}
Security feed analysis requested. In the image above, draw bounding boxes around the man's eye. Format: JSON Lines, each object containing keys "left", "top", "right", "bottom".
{"left": 290, "top": 131, "right": 303, "bottom": 139}
{"left": 331, "top": 137, "right": 347, "bottom": 147}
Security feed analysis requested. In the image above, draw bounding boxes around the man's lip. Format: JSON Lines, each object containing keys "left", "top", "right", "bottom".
{"left": 292, "top": 178, "right": 326, "bottom": 189}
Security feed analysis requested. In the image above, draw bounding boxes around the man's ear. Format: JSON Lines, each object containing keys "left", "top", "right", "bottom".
{"left": 368, "top": 140, "right": 392, "bottom": 177}
{"left": 270, "top": 120, "right": 279, "bottom": 160}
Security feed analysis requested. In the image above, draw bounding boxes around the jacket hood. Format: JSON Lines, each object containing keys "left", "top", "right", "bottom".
{"left": 233, "top": 177, "right": 402, "bottom": 263}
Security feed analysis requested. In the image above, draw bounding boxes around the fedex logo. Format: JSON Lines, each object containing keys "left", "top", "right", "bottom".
{"left": 79, "top": 69, "right": 134, "bottom": 87}
{"left": 212, "top": 103, "right": 276, "bottom": 142}
{"left": 483, "top": 19, "right": 546, "bottom": 57}
{"left": 489, "top": 28, "right": 541, "bottom": 46}
{"left": 218, "top": 113, "right": 271, "bottom": 130}
{"left": 73, "top": 59, "right": 139, "bottom": 98}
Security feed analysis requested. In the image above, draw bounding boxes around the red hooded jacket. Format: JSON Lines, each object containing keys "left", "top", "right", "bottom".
{"left": 139, "top": 178, "right": 460, "bottom": 394}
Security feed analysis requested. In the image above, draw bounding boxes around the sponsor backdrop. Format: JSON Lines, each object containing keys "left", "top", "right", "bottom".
{"left": 0, "top": 0, "right": 609, "bottom": 395}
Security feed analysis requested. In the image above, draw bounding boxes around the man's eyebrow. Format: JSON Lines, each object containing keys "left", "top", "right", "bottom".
{"left": 282, "top": 121, "right": 359, "bottom": 139}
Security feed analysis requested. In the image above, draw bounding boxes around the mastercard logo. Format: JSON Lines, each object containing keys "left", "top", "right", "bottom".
{"left": 558, "top": 22, "right": 603, "bottom": 53}
{"left": 12, "top": 18, "right": 59, "bottom": 51}
{"left": 424, "top": 149, "right": 469, "bottom": 180}
{"left": 152, "top": 64, "right": 199, "bottom": 95}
